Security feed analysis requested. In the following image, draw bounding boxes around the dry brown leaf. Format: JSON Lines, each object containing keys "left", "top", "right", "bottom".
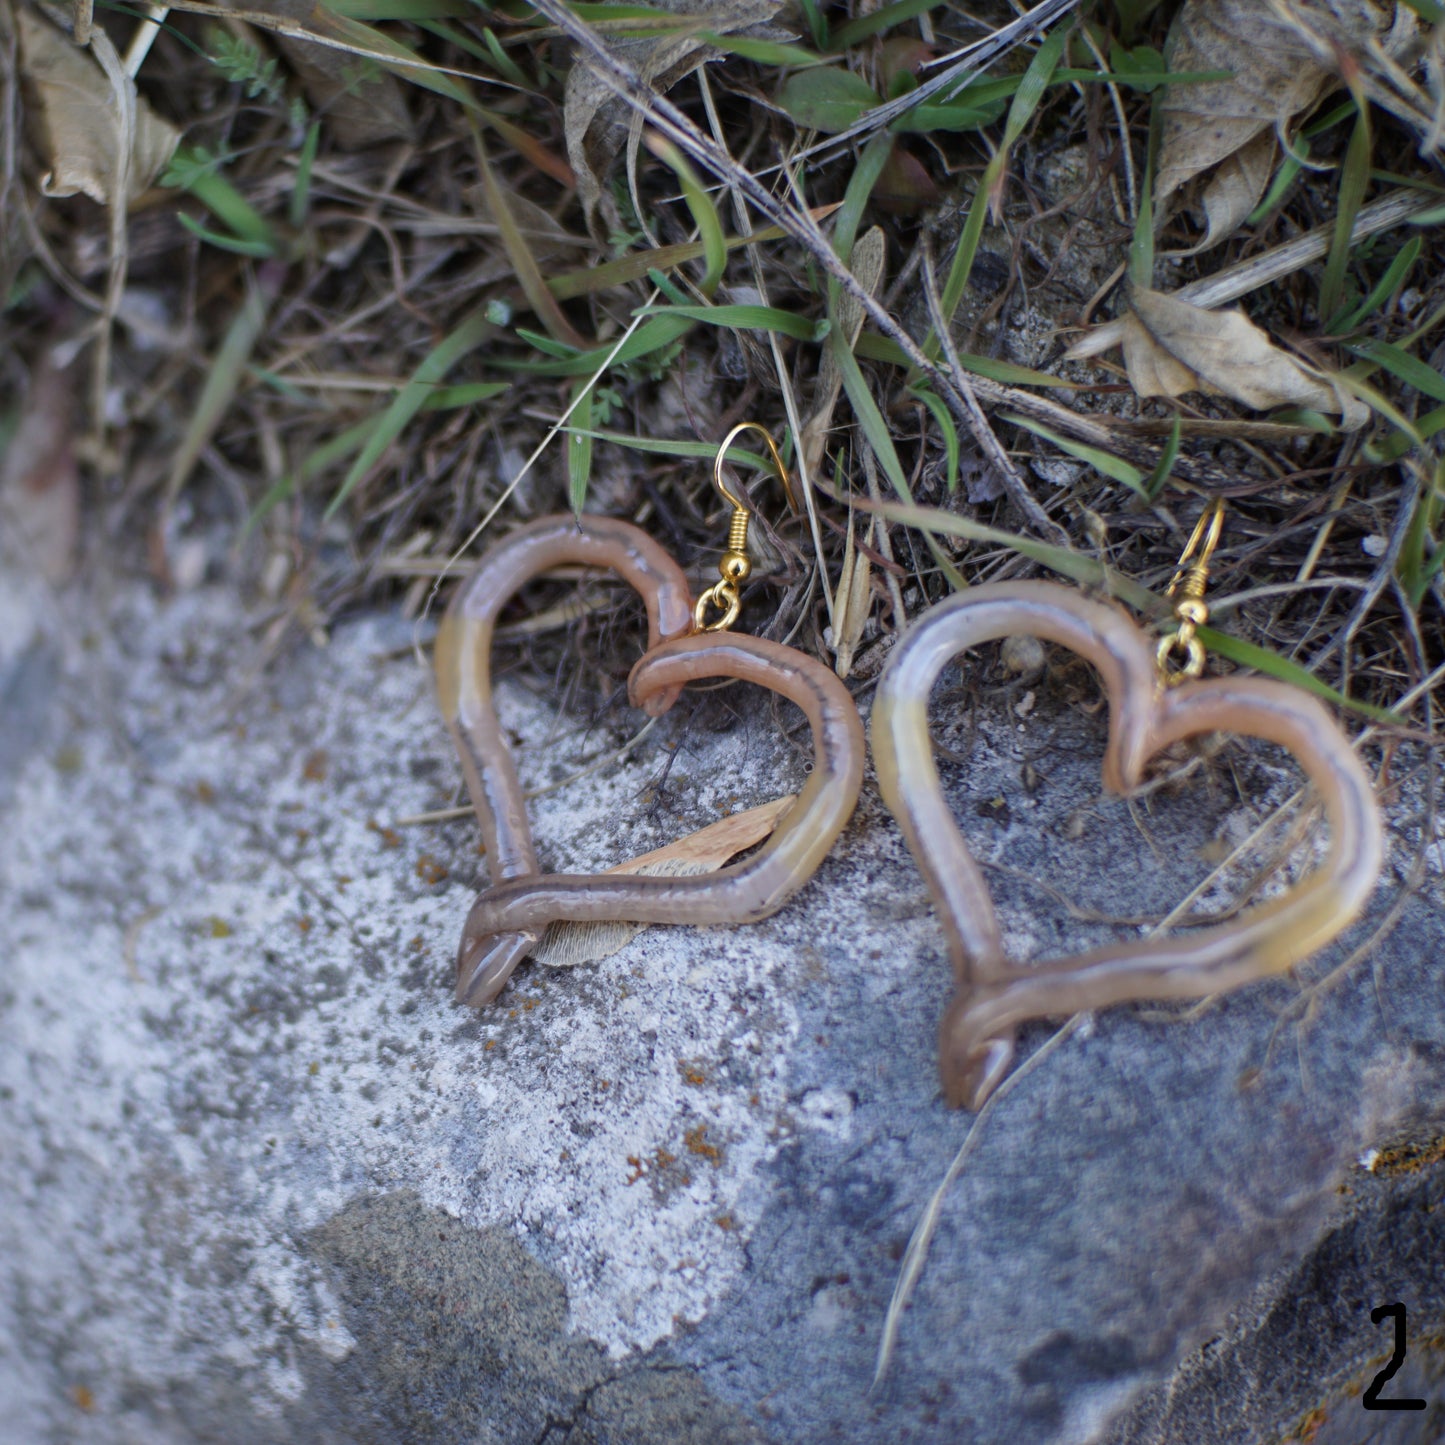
{"left": 17, "top": 7, "right": 178, "bottom": 204}
{"left": 1120, "top": 287, "right": 1368, "bottom": 428}
{"left": 563, "top": 0, "right": 787, "bottom": 229}
{"left": 530, "top": 796, "right": 796, "bottom": 967}
{"left": 829, "top": 516, "right": 872, "bottom": 680}
{"left": 1157, "top": 0, "right": 1399, "bottom": 245}
{"left": 1197, "top": 131, "right": 1276, "bottom": 251}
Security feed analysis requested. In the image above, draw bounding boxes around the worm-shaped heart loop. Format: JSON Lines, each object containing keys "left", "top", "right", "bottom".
{"left": 871, "top": 581, "right": 1384, "bottom": 1111}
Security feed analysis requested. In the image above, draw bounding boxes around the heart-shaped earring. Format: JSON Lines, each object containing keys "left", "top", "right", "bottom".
{"left": 436, "top": 424, "right": 865, "bottom": 1007}
{"left": 872, "top": 505, "right": 1384, "bottom": 1111}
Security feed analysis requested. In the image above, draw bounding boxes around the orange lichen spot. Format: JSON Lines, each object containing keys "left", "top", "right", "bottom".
{"left": 749, "top": 1093, "right": 760, "bottom": 1106}
{"left": 71, "top": 1384, "right": 95, "bottom": 1412}
{"left": 307, "top": 1061, "right": 319, "bottom": 1076}
{"left": 522, "top": 1000, "right": 537, "bottom": 1012}
{"left": 297, "top": 916, "right": 313, "bottom": 934}
{"left": 559, "top": 1149, "right": 570, "bottom": 1162}
{"left": 1367, "top": 1136, "right": 1445, "bottom": 1176}
{"left": 484, "top": 1040, "right": 497, "bottom": 1051}
{"left": 598, "top": 1079, "right": 610, "bottom": 1089}
{"left": 410, "top": 935, "right": 426, "bottom": 953}
{"left": 681, "top": 1063, "right": 707, "bottom": 1086}
{"left": 193, "top": 780, "right": 216, "bottom": 803}
{"left": 684, "top": 1126, "right": 721, "bottom": 1163}
{"left": 654, "top": 1147, "right": 676, "bottom": 1169}
{"left": 715, "top": 1214, "right": 736, "bottom": 1231}
{"left": 207, "top": 917, "right": 232, "bottom": 939}
{"left": 302, "top": 750, "right": 329, "bottom": 782}
{"left": 367, "top": 819, "right": 402, "bottom": 848}
{"left": 415, "top": 855, "right": 448, "bottom": 886}
{"left": 625, "top": 1155, "right": 645, "bottom": 1185}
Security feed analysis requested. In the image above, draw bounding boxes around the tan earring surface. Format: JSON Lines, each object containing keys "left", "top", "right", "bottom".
{"left": 870, "top": 580, "right": 1384, "bottom": 1111}
{"left": 435, "top": 513, "right": 865, "bottom": 1009}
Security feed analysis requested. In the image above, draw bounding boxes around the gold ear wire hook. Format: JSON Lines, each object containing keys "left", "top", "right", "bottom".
{"left": 1156, "top": 497, "right": 1226, "bottom": 685}
{"left": 694, "top": 422, "right": 796, "bottom": 632}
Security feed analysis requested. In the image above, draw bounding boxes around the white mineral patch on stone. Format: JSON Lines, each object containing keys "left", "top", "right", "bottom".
{"left": 0, "top": 581, "right": 863, "bottom": 1415}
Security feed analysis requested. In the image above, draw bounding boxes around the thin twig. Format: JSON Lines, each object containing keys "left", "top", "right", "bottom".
{"left": 920, "top": 241, "right": 1067, "bottom": 544}
{"left": 525, "top": 0, "right": 1102, "bottom": 499}
{"left": 873, "top": 1015, "right": 1086, "bottom": 1386}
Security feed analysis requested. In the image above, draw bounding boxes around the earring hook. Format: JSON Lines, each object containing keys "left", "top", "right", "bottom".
{"left": 1156, "top": 497, "right": 1225, "bottom": 685}
{"left": 695, "top": 422, "right": 797, "bottom": 632}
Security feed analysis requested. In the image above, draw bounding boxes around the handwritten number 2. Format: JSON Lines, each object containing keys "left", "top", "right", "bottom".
{"left": 1362, "top": 1302, "right": 1426, "bottom": 1411}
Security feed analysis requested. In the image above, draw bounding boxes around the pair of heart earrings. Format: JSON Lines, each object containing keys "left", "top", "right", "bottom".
{"left": 434, "top": 428, "right": 1384, "bottom": 1110}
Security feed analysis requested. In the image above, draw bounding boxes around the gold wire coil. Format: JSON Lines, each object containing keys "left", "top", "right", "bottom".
{"left": 1156, "top": 498, "right": 1225, "bottom": 685}
{"left": 694, "top": 422, "right": 796, "bottom": 633}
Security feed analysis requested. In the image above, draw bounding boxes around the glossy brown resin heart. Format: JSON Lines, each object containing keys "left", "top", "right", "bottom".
{"left": 871, "top": 581, "right": 1384, "bottom": 1111}
{"left": 436, "top": 514, "right": 865, "bottom": 1008}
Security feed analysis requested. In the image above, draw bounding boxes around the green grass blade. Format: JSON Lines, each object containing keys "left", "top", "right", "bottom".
{"left": 910, "top": 385, "right": 960, "bottom": 491}
{"left": 568, "top": 384, "right": 593, "bottom": 515}
{"left": 796, "top": 0, "right": 828, "bottom": 50}
{"left": 475, "top": 129, "right": 588, "bottom": 348}
{"left": 175, "top": 215, "right": 275, "bottom": 258}
{"left": 167, "top": 261, "right": 285, "bottom": 500}
{"left": 1195, "top": 626, "right": 1402, "bottom": 722}
{"left": 833, "top": 132, "right": 893, "bottom": 264}
{"left": 323, "top": 0, "right": 470, "bottom": 17}
{"left": 480, "top": 25, "right": 529, "bottom": 85}
{"left": 425, "top": 381, "right": 510, "bottom": 408}
{"left": 162, "top": 147, "right": 276, "bottom": 249}
{"left": 634, "top": 303, "right": 827, "bottom": 340}
{"left": 831, "top": 0, "right": 942, "bottom": 49}
{"left": 1007, "top": 414, "right": 1147, "bottom": 495}
{"left": 1128, "top": 87, "right": 1162, "bottom": 286}
{"left": 1346, "top": 338, "right": 1445, "bottom": 404}
{"left": 1146, "top": 415, "right": 1181, "bottom": 500}
{"left": 1330, "top": 235, "right": 1421, "bottom": 333}
{"left": 1320, "top": 104, "right": 1371, "bottom": 323}
{"left": 547, "top": 213, "right": 830, "bottom": 299}
{"left": 644, "top": 133, "right": 725, "bottom": 296}
{"left": 492, "top": 313, "right": 695, "bottom": 376}
{"left": 831, "top": 323, "right": 965, "bottom": 588}
{"left": 892, "top": 100, "right": 1009, "bottom": 133}
{"left": 697, "top": 32, "right": 824, "bottom": 66}
{"left": 934, "top": 23, "right": 1067, "bottom": 341}
{"left": 288, "top": 120, "right": 321, "bottom": 230}
{"left": 854, "top": 331, "right": 1071, "bottom": 386}
{"left": 842, "top": 492, "right": 1404, "bottom": 722}
{"left": 324, "top": 307, "right": 495, "bottom": 517}
{"left": 558, "top": 430, "right": 770, "bottom": 467}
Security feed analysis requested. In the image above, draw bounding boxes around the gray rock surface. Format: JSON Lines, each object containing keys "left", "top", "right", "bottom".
{"left": 2, "top": 564, "right": 1443, "bottom": 1444}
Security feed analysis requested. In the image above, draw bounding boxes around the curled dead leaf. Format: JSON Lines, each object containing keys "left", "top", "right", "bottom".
{"left": 17, "top": 7, "right": 179, "bottom": 205}
{"left": 530, "top": 796, "right": 796, "bottom": 967}
{"left": 1119, "top": 287, "right": 1369, "bottom": 428}
{"left": 1157, "top": 0, "right": 1405, "bottom": 248}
